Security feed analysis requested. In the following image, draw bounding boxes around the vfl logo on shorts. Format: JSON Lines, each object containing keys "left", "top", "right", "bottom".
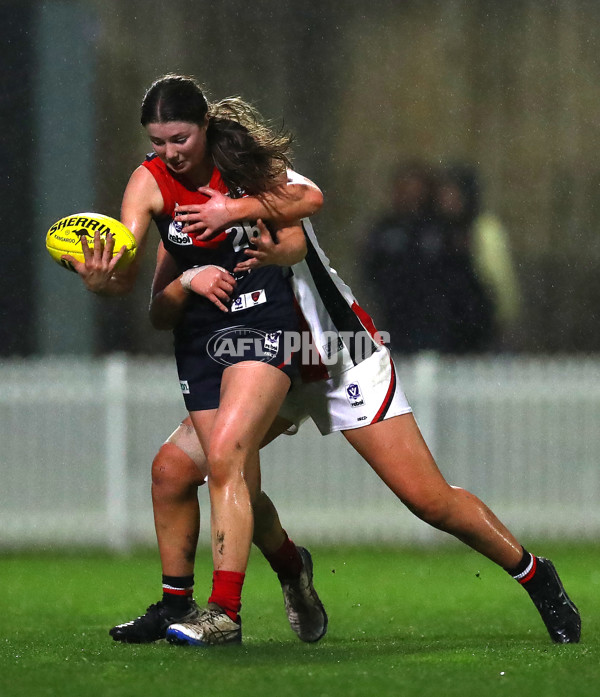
{"left": 346, "top": 382, "right": 364, "bottom": 408}
{"left": 180, "top": 380, "right": 190, "bottom": 394}
{"left": 263, "top": 331, "right": 281, "bottom": 357}
{"left": 231, "top": 289, "right": 267, "bottom": 312}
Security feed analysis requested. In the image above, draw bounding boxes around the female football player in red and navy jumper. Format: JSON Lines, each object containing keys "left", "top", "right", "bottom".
{"left": 68, "top": 74, "right": 327, "bottom": 646}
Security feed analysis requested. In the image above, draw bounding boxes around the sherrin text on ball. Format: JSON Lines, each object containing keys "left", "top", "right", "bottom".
{"left": 46, "top": 212, "right": 137, "bottom": 272}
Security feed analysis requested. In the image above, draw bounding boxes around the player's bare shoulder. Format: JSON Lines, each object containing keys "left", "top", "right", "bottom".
{"left": 123, "top": 165, "right": 164, "bottom": 218}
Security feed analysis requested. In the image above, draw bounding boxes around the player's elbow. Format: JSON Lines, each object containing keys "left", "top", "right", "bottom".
{"left": 149, "top": 310, "right": 176, "bottom": 331}
{"left": 286, "top": 171, "right": 324, "bottom": 216}
{"left": 149, "top": 302, "right": 177, "bottom": 331}
{"left": 303, "top": 186, "right": 323, "bottom": 216}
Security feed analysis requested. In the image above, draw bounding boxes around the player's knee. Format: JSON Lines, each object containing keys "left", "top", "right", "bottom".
{"left": 405, "top": 490, "right": 453, "bottom": 529}
{"left": 151, "top": 443, "right": 201, "bottom": 499}
{"left": 205, "top": 441, "right": 246, "bottom": 489}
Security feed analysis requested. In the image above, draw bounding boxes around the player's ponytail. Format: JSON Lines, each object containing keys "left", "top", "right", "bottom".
{"left": 207, "top": 98, "right": 293, "bottom": 195}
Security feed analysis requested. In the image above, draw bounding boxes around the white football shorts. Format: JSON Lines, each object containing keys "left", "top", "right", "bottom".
{"left": 279, "top": 345, "right": 412, "bottom": 435}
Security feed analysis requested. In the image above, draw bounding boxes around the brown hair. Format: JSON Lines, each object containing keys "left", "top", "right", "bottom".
{"left": 141, "top": 74, "right": 293, "bottom": 194}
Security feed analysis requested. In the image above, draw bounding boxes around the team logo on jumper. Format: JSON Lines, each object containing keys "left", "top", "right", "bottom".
{"left": 230, "top": 289, "right": 267, "bottom": 312}
{"left": 180, "top": 380, "right": 190, "bottom": 394}
{"left": 346, "top": 382, "right": 364, "bottom": 408}
{"left": 168, "top": 219, "right": 192, "bottom": 246}
{"left": 167, "top": 203, "right": 192, "bottom": 246}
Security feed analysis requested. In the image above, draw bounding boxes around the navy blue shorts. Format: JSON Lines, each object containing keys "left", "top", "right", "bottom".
{"left": 176, "top": 325, "right": 299, "bottom": 411}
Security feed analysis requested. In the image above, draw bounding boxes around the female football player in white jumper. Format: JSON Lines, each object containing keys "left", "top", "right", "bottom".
{"left": 142, "top": 212, "right": 580, "bottom": 648}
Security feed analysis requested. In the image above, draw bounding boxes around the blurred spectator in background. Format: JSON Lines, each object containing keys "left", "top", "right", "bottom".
{"left": 363, "top": 161, "right": 521, "bottom": 354}
{"left": 433, "top": 164, "right": 521, "bottom": 352}
{"left": 362, "top": 160, "right": 438, "bottom": 352}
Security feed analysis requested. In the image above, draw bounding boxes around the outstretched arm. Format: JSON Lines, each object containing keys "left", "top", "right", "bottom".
{"left": 174, "top": 170, "right": 323, "bottom": 239}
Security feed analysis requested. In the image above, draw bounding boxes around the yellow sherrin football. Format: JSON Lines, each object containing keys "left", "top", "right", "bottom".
{"left": 46, "top": 212, "right": 137, "bottom": 272}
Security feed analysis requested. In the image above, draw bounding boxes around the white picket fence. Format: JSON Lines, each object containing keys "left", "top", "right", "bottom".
{"left": 1, "top": 353, "right": 599, "bottom": 550}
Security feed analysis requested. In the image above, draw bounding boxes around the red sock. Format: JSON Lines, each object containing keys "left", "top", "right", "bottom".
{"left": 263, "top": 532, "right": 303, "bottom": 579}
{"left": 208, "top": 570, "right": 245, "bottom": 622}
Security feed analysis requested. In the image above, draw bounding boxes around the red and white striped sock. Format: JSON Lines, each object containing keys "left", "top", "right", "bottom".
{"left": 508, "top": 549, "right": 538, "bottom": 585}
{"left": 162, "top": 574, "right": 194, "bottom": 609}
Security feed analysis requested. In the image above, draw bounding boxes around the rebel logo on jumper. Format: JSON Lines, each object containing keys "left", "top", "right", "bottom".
{"left": 167, "top": 203, "right": 227, "bottom": 248}
{"left": 167, "top": 219, "right": 193, "bottom": 246}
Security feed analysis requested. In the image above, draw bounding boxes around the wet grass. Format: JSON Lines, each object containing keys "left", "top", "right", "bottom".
{"left": 1, "top": 543, "right": 598, "bottom": 697}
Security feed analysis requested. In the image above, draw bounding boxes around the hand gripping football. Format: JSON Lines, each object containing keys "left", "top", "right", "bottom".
{"left": 46, "top": 212, "right": 137, "bottom": 272}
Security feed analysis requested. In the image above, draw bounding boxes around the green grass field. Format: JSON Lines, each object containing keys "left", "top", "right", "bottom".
{"left": 2, "top": 544, "right": 598, "bottom": 697}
